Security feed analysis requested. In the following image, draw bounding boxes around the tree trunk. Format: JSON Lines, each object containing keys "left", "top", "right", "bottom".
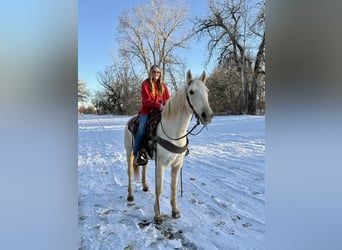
{"left": 248, "top": 32, "right": 265, "bottom": 115}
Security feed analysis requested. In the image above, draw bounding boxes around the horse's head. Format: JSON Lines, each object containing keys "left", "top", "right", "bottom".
{"left": 185, "top": 70, "right": 214, "bottom": 125}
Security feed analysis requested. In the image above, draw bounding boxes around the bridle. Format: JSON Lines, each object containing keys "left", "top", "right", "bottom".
{"left": 185, "top": 82, "right": 201, "bottom": 123}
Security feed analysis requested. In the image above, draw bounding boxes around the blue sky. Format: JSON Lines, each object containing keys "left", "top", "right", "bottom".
{"left": 78, "top": 0, "right": 215, "bottom": 93}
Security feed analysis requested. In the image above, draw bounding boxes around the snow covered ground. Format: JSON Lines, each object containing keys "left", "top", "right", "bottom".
{"left": 78, "top": 115, "right": 265, "bottom": 249}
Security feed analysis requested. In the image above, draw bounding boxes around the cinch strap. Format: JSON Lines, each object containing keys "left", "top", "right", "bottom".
{"left": 156, "top": 136, "right": 188, "bottom": 154}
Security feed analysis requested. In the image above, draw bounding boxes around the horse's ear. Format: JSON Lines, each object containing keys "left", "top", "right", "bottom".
{"left": 186, "top": 70, "right": 192, "bottom": 84}
{"left": 200, "top": 70, "right": 206, "bottom": 83}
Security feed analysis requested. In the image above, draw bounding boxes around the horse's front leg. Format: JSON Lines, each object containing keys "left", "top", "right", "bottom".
{"left": 154, "top": 165, "right": 165, "bottom": 224}
{"left": 142, "top": 164, "right": 149, "bottom": 191}
{"left": 171, "top": 165, "right": 181, "bottom": 218}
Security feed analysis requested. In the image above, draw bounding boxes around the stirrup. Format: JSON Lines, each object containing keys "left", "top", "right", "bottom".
{"left": 136, "top": 149, "right": 148, "bottom": 165}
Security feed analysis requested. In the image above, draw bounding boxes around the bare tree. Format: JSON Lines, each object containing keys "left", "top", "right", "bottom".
{"left": 96, "top": 57, "right": 141, "bottom": 115}
{"left": 249, "top": 2, "right": 265, "bottom": 114}
{"left": 78, "top": 79, "right": 90, "bottom": 103}
{"left": 193, "top": 0, "right": 265, "bottom": 114}
{"left": 117, "top": 0, "right": 192, "bottom": 90}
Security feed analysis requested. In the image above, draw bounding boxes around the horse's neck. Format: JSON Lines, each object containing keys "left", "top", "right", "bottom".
{"left": 160, "top": 105, "right": 192, "bottom": 139}
{"left": 159, "top": 87, "right": 193, "bottom": 140}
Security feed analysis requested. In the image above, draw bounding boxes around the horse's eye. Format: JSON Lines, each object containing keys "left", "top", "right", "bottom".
{"left": 189, "top": 90, "right": 194, "bottom": 95}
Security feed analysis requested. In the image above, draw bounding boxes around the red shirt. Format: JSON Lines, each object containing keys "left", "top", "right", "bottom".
{"left": 139, "top": 79, "right": 171, "bottom": 115}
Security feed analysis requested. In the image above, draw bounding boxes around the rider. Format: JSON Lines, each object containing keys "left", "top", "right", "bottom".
{"left": 133, "top": 65, "right": 171, "bottom": 165}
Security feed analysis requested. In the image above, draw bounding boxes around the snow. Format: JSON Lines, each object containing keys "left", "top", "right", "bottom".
{"left": 78, "top": 115, "right": 265, "bottom": 249}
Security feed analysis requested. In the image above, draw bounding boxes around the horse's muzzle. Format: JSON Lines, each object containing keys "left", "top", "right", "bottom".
{"left": 200, "top": 109, "right": 214, "bottom": 125}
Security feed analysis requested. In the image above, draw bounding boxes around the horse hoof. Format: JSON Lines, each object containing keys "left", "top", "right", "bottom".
{"left": 127, "top": 196, "right": 134, "bottom": 202}
{"left": 143, "top": 187, "right": 149, "bottom": 192}
{"left": 172, "top": 211, "right": 181, "bottom": 219}
{"left": 154, "top": 215, "right": 163, "bottom": 224}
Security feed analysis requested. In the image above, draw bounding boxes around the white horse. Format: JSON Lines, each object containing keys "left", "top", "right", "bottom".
{"left": 124, "top": 70, "right": 213, "bottom": 223}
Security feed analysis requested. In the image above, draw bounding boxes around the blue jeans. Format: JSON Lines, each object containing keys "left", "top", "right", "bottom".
{"left": 133, "top": 114, "right": 149, "bottom": 157}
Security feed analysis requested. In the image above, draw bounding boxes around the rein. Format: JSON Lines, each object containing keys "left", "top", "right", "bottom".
{"left": 160, "top": 117, "right": 200, "bottom": 141}
{"left": 159, "top": 84, "right": 206, "bottom": 142}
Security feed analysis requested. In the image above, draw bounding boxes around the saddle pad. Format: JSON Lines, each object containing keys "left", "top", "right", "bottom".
{"left": 127, "top": 114, "right": 139, "bottom": 135}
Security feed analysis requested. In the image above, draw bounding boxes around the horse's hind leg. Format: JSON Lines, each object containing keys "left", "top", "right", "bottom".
{"left": 127, "top": 152, "right": 134, "bottom": 201}
{"left": 125, "top": 127, "right": 135, "bottom": 201}
{"left": 142, "top": 164, "right": 149, "bottom": 191}
{"left": 171, "top": 165, "right": 181, "bottom": 218}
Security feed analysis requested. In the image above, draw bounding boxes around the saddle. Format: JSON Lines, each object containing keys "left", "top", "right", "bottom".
{"left": 127, "top": 111, "right": 162, "bottom": 161}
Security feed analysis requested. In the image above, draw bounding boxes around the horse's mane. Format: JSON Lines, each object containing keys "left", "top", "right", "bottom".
{"left": 162, "top": 85, "right": 187, "bottom": 120}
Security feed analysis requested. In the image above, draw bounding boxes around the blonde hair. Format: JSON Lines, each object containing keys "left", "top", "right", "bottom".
{"left": 148, "top": 65, "right": 164, "bottom": 96}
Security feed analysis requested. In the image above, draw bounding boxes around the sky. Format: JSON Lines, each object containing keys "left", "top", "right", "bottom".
{"left": 78, "top": 0, "right": 215, "bottom": 94}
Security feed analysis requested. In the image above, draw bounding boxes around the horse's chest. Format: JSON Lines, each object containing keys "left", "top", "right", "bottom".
{"left": 161, "top": 152, "right": 184, "bottom": 167}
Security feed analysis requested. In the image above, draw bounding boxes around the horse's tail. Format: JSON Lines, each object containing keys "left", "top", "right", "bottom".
{"left": 133, "top": 164, "right": 140, "bottom": 181}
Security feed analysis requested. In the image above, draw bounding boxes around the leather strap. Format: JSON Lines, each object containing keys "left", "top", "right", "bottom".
{"left": 156, "top": 136, "right": 188, "bottom": 154}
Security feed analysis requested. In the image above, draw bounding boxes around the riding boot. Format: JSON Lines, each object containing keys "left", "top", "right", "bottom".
{"left": 134, "top": 149, "right": 148, "bottom": 166}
